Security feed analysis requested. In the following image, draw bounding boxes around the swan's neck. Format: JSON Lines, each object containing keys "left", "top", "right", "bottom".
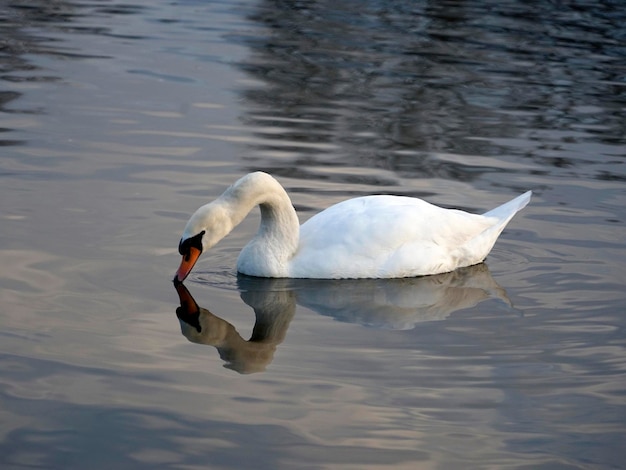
{"left": 221, "top": 173, "right": 300, "bottom": 276}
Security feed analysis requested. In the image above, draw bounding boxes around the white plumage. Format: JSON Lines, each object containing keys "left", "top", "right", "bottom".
{"left": 175, "top": 172, "right": 531, "bottom": 281}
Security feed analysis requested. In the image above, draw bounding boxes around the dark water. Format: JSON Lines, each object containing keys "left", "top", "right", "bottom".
{"left": 1, "top": 1, "right": 625, "bottom": 469}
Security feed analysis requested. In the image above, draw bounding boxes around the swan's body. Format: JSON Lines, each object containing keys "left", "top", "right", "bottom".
{"left": 175, "top": 172, "right": 531, "bottom": 281}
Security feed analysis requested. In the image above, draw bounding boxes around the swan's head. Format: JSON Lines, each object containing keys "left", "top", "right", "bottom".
{"left": 174, "top": 202, "right": 232, "bottom": 283}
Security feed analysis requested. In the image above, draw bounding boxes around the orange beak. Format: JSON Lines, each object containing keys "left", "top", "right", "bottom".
{"left": 175, "top": 246, "right": 202, "bottom": 283}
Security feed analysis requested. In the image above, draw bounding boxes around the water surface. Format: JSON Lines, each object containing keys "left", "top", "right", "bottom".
{"left": 1, "top": 1, "right": 625, "bottom": 469}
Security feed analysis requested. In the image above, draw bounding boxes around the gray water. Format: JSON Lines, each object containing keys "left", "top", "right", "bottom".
{"left": 1, "top": 1, "right": 625, "bottom": 469}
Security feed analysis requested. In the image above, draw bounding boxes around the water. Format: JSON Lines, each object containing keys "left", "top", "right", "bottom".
{"left": 1, "top": 0, "right": 625, "bottom": 468}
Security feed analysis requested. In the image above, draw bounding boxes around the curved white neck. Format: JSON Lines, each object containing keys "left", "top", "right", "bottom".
{"left": 224, "top": 172, "right": 298, "bottom": 239}
{"left": 220, "top": 173, "right": 300, "bottom": 276}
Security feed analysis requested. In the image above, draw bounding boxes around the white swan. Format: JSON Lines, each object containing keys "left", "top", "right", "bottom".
{"left": 175, "top": 172, "right": 531, "bottom": 281}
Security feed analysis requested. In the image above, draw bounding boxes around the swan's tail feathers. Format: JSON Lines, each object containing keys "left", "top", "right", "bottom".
{"left": 463, "top": 190, "right": 532, "bottom": 265}
{"left": 482, "top": 191, "right": 532, "bottom": 222}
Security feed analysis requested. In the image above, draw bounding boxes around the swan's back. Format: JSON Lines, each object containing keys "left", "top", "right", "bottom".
{"left": 289, "top": 192, "right": 531, "bottom": 279}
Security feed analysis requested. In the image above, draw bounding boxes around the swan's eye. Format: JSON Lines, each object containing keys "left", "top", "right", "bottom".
{"left": 178, "top": 230, "right": 205, "bottom": 258}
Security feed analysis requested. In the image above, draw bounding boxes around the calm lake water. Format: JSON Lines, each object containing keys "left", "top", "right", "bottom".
{"left": 1, "top": 1, "right": 625, "bottom": 468}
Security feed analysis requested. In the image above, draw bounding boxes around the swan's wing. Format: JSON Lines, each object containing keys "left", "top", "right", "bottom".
{"left": 293, "top": 196, "right": 493, "bottom": 278}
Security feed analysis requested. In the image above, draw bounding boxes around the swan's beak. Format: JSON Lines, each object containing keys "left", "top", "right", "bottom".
{"left": 175, "top": 246, "right": 201, "bottom": 283}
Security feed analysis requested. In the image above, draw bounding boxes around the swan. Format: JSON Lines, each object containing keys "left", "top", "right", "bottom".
{"left": 175, "top": 172, "right": 531, "bottom": 281}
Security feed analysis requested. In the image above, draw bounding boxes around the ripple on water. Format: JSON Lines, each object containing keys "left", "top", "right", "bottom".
{"left": 1, "top": 0, "right": 625, "bottom": 469}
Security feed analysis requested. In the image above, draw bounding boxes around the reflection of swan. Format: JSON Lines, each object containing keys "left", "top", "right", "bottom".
{"left": 239, "top": 263, "right": 513, "bottom": 330}
{"left": 174, "top": 281, "right": 295, "bottom": 374}
{"left": 174, "top": 263, "right": 513, "bottom": 373}
{"left": 175, "top": 172, "right": 531, "bottom": 281}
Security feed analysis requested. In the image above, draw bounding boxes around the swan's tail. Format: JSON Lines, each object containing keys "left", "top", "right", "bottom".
{"left": 462, "top": 191, "right": 532, "bottom": 266}
{"left": 482, "top": 191, "right": 532, "bottom": 222}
